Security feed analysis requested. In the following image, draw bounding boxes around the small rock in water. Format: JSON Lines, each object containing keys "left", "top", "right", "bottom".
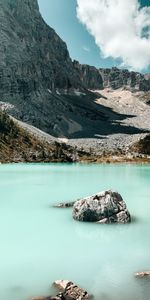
{"left": 31, "top": 280, "right": 90, "bottom": 300}
{"left": 54, "top": 280, "right": 70, "bottom": 291}
{"left": 135, "top": 271, "right": 150, "bottom": 278}
{"left": 63, "top": 281, "right": 89, "bottom": 300}
{"left": 73, "top": 190, "right": 131, "bottom": 223}
{"left": 53, "top": 202, "right": 75, "bottom": 208}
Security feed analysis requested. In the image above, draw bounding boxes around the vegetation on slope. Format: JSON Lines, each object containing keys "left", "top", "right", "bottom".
{"left": 0, "top": 111, "right": 85, "bottom": 163}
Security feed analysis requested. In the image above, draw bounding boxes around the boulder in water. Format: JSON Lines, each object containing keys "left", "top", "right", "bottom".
{"left": 31, "top": 280, "right": 90, "bottom": 300}
{"left": 73, "top": 190, "right": 131, "bottom": 223}
{"left": 54, "top": 280, "right": 90, "bottom": 299}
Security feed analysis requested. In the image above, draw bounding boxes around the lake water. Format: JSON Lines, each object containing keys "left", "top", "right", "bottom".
{"left": 0, "top": 163, "right": 150, "bottom": 300}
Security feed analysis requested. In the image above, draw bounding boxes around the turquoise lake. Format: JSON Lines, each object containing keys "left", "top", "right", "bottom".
{"left": 0, "top": 163, "right": 150, "bottom": 300}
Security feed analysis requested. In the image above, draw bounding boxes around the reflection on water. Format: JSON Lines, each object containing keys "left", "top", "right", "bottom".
{"left": 0, "top": 163, "right": 150, "bottom": 300}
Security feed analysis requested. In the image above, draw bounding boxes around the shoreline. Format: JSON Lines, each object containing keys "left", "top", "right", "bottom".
{"left": 1, "top": 155, "right": 150, "bottom": 164}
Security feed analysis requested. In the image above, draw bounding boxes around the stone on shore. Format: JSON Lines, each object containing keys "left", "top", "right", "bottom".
{"left": 73, "top": 190, "right": 131, "bottom": 223}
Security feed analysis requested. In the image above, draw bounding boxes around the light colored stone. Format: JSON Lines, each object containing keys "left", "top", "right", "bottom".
{"left": 53, "top": 280, "right": 70, "bottom": 292}
{"left": 73, "top": 190, "right": 131, "bottom": 223}
{"left": 135, "top": 271, "right": 150, "bottom": 278}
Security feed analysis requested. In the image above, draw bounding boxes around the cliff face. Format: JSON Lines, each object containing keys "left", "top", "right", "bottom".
{"left": 0, "top": 0, "right": 81, "bottom": 106}
{"left": 73, "top": 61, "right": 103, "bottom": 90}
{"left": 73, "top": 61, "right": 150, "bottom": 91}
{"left": 99, "top": 68, "right": 150, "bottom": 91}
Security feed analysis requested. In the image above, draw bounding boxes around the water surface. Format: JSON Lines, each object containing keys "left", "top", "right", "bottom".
{"left": 0, "top": 163, "right": 150, "bottom": 300}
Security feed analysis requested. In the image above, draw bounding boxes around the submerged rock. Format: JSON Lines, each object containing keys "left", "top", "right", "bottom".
{"left": 135, "top": 271, "right": 150, "bottom": 278}
{"left": 73, "top": 190, "right": 131, "bottom": 223}
{"left": 53, "top": 202, "right": 75, "bottom": 208}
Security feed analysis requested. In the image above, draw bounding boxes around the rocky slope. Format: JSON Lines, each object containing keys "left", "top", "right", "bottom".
{"left": 0, "top": 111, "right": 91, "bottom": 163}
{"left": 0, "top": 111, "right": 149, "bottom": 163}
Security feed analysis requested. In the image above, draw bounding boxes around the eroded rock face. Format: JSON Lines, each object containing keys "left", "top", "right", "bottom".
{"left": 73, "top": 61, "right": 103, "bottom": 90}
{"left": 0, "top": 0, "right": 80, "bottom": 98}
{"left": 73, "top": 190, "right": 131, "bottom": 223}
{"left": 73, "top": 63, "right": 150, "bottom": 91}
{"left": 99, "top": 68, "right": 150, "bottom": 91}
{"left": 0, "top": 0, "right": 82, "bottom": 135}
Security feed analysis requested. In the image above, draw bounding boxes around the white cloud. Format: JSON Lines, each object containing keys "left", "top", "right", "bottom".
{"left": 82, "top": 46, "right": 90, "bottom": 52}
{"left": 76, "top": 0, "right": 150, "bottom": 71}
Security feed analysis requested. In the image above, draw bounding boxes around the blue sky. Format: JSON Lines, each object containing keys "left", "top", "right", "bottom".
{"left": 38, "top": 0, "right": 150, "bottom": 72}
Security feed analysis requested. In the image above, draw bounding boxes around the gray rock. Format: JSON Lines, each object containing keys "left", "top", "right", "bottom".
{"left": 73, "top": 61, "right": 103, "bottom": 90}
{"left": 73, "top": 190, "right": 131, "bottom": 223}
{"left": 31, "top": 297, "right": 62, "bottom": 300}
{"left": 99, "top": 67, "right": 150, "bottom": 91}
{"left": 53, "top": 202, "right": 75, "bottom": 208}
{"left": 31, "top": 281, "right": 90, "bottom": 300}
{"left": 54, "top": 280, "right": 90, "bottom": 300}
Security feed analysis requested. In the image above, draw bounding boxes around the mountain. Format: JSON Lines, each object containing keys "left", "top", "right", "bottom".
{"left": 0, "top": 0, "right": 150, "bottom": 141}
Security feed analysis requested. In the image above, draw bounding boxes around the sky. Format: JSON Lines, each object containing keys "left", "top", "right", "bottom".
{"left": 37, "top": 0, "right": 150, "bottom": 73}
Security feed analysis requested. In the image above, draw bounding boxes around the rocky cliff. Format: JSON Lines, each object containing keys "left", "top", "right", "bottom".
{"left": 73, "top": 61, "right": 150, "bottom": 91}
{"left": 0, "top": 0, "right": 150, "bottom": 140}
{"left": 0, "top": 0, "right": 80, "bottom": 96}
{"left": 73, "top": 61, "right": 103, "bottom": 90}
{"left": 99, "top": 67, "right": 150, "bottom": 91}
{"left": 0, "top": 0, "right": 85, "bottom": 136}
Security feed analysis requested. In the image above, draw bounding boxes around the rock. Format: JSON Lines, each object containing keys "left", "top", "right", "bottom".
{"left": 31, "top": 297, "right": 62, "bottom": 300}
{"left": 53, "top": 202, "right": 75, "bottom": 208}
{"left": 63, "top": 282, "right": 89, "bottom": 300}
{"left": 31, "top": 281, "right": 90, "bottom": 300}
{"left": 54, "top": 281, "right": 89, "bottom": 300}
{"left": 54, "top": 280, "right": 70, "bottom": 292}
{"left": 135, "top": 271, "right": 150, "bottom": 278}
{"left": 73, "top": 190, "right": 131, "bottom": 223}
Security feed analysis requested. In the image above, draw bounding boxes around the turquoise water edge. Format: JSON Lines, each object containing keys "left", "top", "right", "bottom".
{"left": 0, "top": 163, "right": 150, "bottom": 300}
